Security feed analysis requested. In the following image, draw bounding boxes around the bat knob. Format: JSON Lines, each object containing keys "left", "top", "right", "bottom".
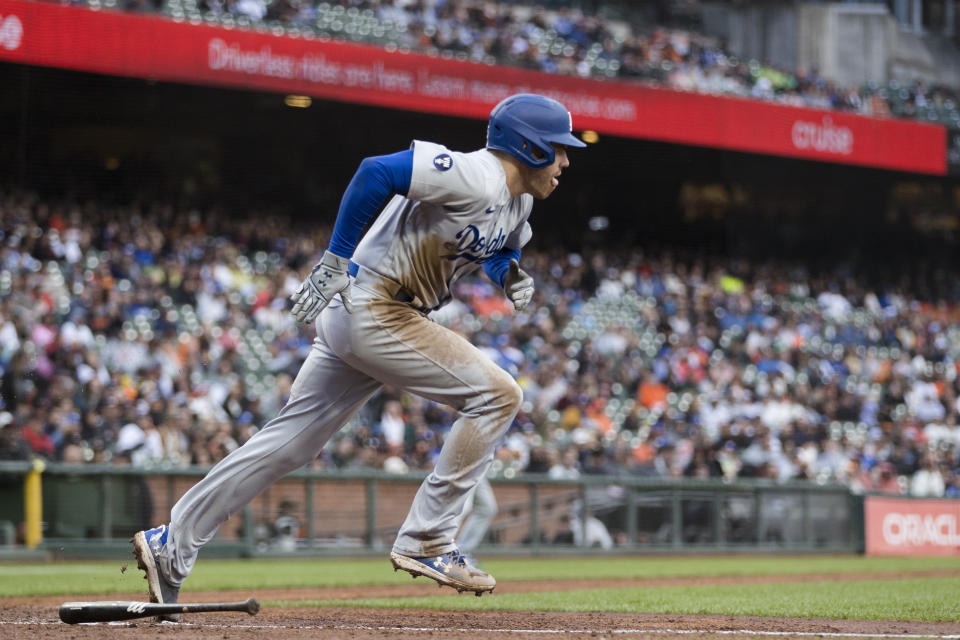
{"left": 245, "top": 597, "right": 260, "bottom": 616}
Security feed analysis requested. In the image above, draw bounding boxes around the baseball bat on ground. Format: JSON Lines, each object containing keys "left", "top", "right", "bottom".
{"left": 58, "top": 597, "right": 260, "bottom": 624}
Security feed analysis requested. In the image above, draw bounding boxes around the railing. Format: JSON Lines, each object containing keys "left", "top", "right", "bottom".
{"left": 0, "top": 461, "right": 863, "bottom": 555}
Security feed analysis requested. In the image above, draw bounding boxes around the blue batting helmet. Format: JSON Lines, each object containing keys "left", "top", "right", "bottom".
{"left": 486, "top": 94, "right": 586, "bottom": 169}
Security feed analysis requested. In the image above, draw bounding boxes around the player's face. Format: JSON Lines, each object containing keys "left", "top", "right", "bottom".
{"left": 525, "top": 145, "right": 569, "bottom": 200}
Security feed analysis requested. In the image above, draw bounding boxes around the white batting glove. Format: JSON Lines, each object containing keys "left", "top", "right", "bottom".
{"left": 504, "top": 259, "right": 534, "bottom": 311}
{"left": 290, "top": 250, "right": 354, "bottom": 323}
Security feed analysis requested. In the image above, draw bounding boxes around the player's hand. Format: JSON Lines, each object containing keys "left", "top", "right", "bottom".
{"left": 504, "top": 259, "right": 534, "bottom": 311}
{"left": 290, "top": 250, "right": 354, "bottom": 323}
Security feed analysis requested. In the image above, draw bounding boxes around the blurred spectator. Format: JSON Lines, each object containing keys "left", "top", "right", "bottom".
{"left": 911, "top": 453, "right": 946, "bottom": 497}
{"left": 549, "top": 447, "right": 580, "bottom": 479}
{"left": 378, "top": 400, "right": 407, "bottom": 453}
{"left": 869, "top": 462, "right": 903, "bottom": 495}
{"left": 21, "top": 418, "right": 55, "bottom": 459}
{"left": 637, "top": 372, "right": 668, "bottom": 412}
{"left": 0, "top": 413, "right": 30, "bottom": 460}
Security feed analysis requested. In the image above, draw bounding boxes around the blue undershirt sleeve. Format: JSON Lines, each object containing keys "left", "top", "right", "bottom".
{"left": 327, "top": 149, "right": 413, "bottom": 259}
{"left": 482, "top": 248, "right": 522, "bottom": 288}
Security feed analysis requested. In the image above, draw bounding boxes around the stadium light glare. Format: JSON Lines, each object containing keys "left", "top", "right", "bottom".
{"left": 588, "top": 216, "right": 608, "bottom": 231}
{"left": 581, "top": 130, "right": 599, "bottom": 144}
{"left": 284, "top": 95, "right": 312, "bottom": 108}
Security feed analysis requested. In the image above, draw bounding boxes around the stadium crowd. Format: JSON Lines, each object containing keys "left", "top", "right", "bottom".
{"left": 1, "top": 190, "right": 959, "bottom": 501}
{"left": 93, "top": 0, "right": 960, "bottom": 127}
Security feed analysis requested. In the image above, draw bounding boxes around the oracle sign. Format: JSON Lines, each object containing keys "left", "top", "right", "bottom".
{"left": 792, "top": 116, "right": 854, "bottom": 156}
{"left": 882, "top": 512, "right": 960, "bottom": 547}
{"left": 0, "top": 13, "right": 21, "bottom": 51}
{"left": 865, "top": 496, "right": 960, "bottom": 556}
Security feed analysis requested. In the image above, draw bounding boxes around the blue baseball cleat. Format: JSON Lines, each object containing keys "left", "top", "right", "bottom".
{"left": 131, "top": 524, "right": 181, "bottom": 621}
{"left": 389, "top": 549, "right": 495, "bottom": 596}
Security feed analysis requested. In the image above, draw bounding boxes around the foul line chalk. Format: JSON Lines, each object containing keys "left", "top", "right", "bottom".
{"left": 2, "top": 619, "right": 958, "bottom": 638}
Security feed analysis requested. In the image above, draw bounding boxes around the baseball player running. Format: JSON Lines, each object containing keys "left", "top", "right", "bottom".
{"left": 132, "top": 94, "right": 585, "bottom": 610}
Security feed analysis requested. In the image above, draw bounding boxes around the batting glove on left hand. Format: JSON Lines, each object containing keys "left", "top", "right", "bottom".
{"left": 290, "top": 250, "right": 354, "bottom": 323}
{"left": 504, "top": 259, "right": 534, "bottom": 311}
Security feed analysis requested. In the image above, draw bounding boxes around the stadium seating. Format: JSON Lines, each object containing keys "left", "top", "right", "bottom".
{"left": 1, "top": 192, "right": 957, "bottom": 500}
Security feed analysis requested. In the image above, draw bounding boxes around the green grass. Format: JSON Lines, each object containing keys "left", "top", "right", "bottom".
{"left": 283, "top": 577, "right": 960, "bottom": 621}
{"left": 2, "top": 555, "right": 959, "bottom": 621}
{"left": 5, "top": 554, "right": 960, "bottom": 597}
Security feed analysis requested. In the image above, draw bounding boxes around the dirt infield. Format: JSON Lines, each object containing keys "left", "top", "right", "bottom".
{"left": 4, "top": 571, "right": 960, "bottom": 639}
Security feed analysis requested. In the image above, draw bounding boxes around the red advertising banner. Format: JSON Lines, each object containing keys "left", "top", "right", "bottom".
{"left": 0, "top": 0, "right": 947, "bottom": 174}
{"left": 865, "top": 496, "right": 960, "bottom": 556}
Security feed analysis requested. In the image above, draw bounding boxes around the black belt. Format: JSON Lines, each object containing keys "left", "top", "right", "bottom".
{"left": 354, "top": 266, "right": 431, "bottom": 313}
{"left": 392, "top": 289, "right": 416, "bottom": 304}
{"left": 393, "top": 289, "right": 434, "bottom": 314}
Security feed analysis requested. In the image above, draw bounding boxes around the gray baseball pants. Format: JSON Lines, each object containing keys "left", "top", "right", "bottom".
{"left": 456, "top": 475, "right": 498, "bottom": 553}
{"left": 162, "top": 269, "right": 522, "bottom": 586}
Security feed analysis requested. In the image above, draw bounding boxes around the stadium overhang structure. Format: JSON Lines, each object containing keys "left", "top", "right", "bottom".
{"left": 0, "top": 0, "right": 946, "bottom": 175}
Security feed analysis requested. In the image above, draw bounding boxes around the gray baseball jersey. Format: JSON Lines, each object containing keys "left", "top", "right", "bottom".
{"left": 353, "top": 140, "right": 533, "bottom": 311}
{"left": 160, "top": 141, "right": 531, "bottom": 583}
